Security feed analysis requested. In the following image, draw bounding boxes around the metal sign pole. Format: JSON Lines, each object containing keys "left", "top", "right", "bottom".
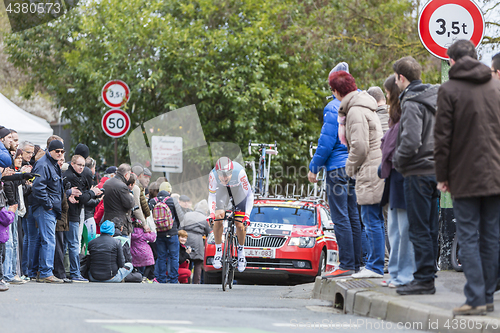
{"left": 114, "top": 138, "right": 118, "bottom": 166}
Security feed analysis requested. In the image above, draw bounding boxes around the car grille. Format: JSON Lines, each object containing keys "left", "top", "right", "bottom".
{"left": 246, "top": 258, "right": 312, "bottom": 269}
{"left": 245, "top": 236, "right": 286, "bottom": 248}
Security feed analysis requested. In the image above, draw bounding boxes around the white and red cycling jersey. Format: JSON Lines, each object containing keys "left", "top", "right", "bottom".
{"left": 208, "top": 161, "right": 254, "bottom": 216}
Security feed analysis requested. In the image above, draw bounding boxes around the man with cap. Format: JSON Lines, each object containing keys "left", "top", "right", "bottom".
{"left": 0, "top": 126, "right": 13, "bottom": 168}
{"left": 308, "top": 62, "right": 363, "bottom": 278}
{"left": 87, "top": 220, "right": 133, "bottom": 282}
{"left": 31, "top": 139, "right": 66, "bottom": 283}
{"left": 104, "top": 166, "right": 117, "bottom": 178}
{"left": 178, "top": 195, "right": 193, "bottom": 213}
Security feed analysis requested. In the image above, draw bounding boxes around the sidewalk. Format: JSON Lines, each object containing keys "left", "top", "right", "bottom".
{"left": 313, "top": 270, "right": 500, "bottom": 333}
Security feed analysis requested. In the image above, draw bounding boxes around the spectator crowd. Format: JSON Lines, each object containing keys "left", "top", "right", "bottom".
{"left": 2, "top": 38, "right": 500, "bottom": 318}
{"left": 0, "top": 134, "right": 211, "bottom": 290}
{"left": 313, "top": 40, "right": 500, "bottom": 316}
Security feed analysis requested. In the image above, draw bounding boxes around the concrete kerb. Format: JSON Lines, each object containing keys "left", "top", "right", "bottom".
{"left": 312, "top": 277, "right": 500, "bottom": 333}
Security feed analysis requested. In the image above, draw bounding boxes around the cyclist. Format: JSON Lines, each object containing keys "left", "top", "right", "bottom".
{"left": 208, "top": 157, "right": 254, "bottom": 273}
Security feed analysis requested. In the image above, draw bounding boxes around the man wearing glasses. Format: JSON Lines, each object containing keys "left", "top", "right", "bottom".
{"left": 62, "top": 155, "right": 102, "bottom": 283}
{"left": 20, "top": 141, "right": 35, "bottom": 166}
{"left": 31, "top": 139, "right": 66, "bottom": 283}
{"left": 207, "top": 157, "right": 254, "bottom": 273}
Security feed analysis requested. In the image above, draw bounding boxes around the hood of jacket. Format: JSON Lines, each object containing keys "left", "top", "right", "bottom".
{"left": 339, "top": 90, "right": 378, "bottom": 117}
{"left": 401, "top": 80, "right": 438, "bottom": 115}
{"left": 449, "top": 56, "right": 492, "bottom": 84}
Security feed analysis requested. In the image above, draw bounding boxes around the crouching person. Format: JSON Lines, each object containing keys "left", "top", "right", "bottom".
{"left": 87, "top": 220, "right": 132, "bottom": 282}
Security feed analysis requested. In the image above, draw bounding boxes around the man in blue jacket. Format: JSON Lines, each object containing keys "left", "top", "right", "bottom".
{"left": 0, "top": 126, "right": 13, "bottom": 168}
{"left": 32, "top": 140, "right": 66, "bottom": 283}
{"left": 308, "top": 62, "right": 362, "bottom": 278}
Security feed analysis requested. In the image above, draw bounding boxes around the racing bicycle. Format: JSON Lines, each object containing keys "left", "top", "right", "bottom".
{"left": 248, "top": 140, "right": 278, "bottom": 196}
{"left": 213, "top": 187, "right": 239, "bottom": 291}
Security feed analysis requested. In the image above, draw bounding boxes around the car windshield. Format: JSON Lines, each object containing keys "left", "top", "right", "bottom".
{"left": 250, "top": 206, "right": 316, "bottom": 226}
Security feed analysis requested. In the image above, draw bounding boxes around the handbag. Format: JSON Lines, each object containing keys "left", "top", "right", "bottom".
{"left": 17, "top": 184, "right": 26, "bottom": 217}
{"left": 0, "top": 185, "right": 7, "bottom": 209}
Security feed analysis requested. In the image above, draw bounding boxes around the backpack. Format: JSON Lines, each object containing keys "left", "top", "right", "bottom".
{"left": 152, "top": 196, "right": 174, "bottom": 232}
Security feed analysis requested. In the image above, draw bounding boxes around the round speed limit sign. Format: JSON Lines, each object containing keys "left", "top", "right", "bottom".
{"left": 101, "top": 109, "right": 131, "bottom": 138}
{"left": 102, "top": 80, "right": 130, "bottom": 108}
{"left": 418, "top": 0, "right": 484, "bottom": 60}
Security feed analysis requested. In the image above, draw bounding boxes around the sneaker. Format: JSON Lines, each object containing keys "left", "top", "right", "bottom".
{"left": 62, "top": 278, "right": 73, "bottom": 283}
{"left": 396, "top": 280, "right": 435, "bottom": 295}
{"left": 20, "top": 275, "right": 30, "bottom": 282}
{"left": 486, "top": 303, "right": 494, "bottom": 312}
{"left": 453, "top": 304, "right": 487, "bottom": 316}
{"left": 1, "top": 279, "right": 10, "bottom": 287}
{"left": 5, "top": 275, "right": 27, "bottom": 284}
{"left": 71, "top": 276, "right": 89, "bottom": 283}
{"left": 213, "top": 253, "right": 222, "bottom": 269}
{"left": 388, "top": 282, "right": 398, "bottom": 288}
{"left": 322, "top": 268, "right": 355, "bottom": 279}
{"left": 237, "top": 257, "right": 247, "bottom": 272}
{"left": 380, "top": 280, "right": 390, "bottom": 287}
{"left": 351, "top": 268, "right": 384, "bottom": 279}
{"left": 0, "top": 281, "right": 8, "bottom": 291}
{"left": 37, "top": 275, "right": 64, "bottom": 284}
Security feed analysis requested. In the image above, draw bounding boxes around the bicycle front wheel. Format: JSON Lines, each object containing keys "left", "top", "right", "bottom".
{"left": 222, "top": 232, "right": 232, "bottom": 291}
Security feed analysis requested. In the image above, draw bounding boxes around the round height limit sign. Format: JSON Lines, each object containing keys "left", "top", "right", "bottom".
{"left": 419, "top": 0, "right": 484, "bottom": 60}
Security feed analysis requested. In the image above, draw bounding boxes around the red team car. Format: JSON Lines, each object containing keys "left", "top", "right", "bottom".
{"left": 204, "top": 197, "right": 339, "bottom": 283}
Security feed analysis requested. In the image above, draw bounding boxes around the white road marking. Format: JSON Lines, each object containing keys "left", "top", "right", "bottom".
{"left": 85, "top": 319, "right": 192, "bottom": 324}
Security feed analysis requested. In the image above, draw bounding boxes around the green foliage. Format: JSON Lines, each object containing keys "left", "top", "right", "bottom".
{"left": 5, "top": 0, "right": 439, "bottom": 188}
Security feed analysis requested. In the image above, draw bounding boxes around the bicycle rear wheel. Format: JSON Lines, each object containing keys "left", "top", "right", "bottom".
{"left": 222, "top": 231, "right": 232, "bottom": 291}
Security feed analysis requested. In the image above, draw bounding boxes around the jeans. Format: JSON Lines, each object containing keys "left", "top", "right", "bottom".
{"left": 53, "top": 231, "right": 66, "bottom": 279}
{"left": 387, "top": 208, "right": 415, "bottom": 285}
{"left": 26, "top": 206, "right": 39, "bottom": 278}
{"left": 326, "top": 167, "right": 361, "bottom": 271}
{"left": 64, "top": 221, "right": 81, "bottom": 278}
{"left": 0, "top": 243, "right": 5, "bottom": 280}
{"left": 453, "top": 196, "right": 500, "bottom": 306}
{"left": 360, "top": 204, "right": 385, "bottom": 275}
{"left": 155, "top": 235, "right": 179, "bottom": 283}
{"left": 3, "top": 210, "right": 18, "bottom": 280}
{"left": 89, "top": 263, "right": 133, "bottom": 282}
{"left": 33, "top": 207, "right": 57, "bottom": 278}
{"left": 404, "top": 175, "right": 439, "bottom": 282}
{"left": 21, "top": 216, "right": 29, "bottom": 276}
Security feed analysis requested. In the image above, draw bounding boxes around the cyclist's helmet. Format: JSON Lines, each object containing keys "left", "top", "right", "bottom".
{"left": 215, "top": 157, "right": 233, "bottom": 178}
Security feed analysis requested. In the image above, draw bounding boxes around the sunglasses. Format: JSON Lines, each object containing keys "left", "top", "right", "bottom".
{"left": 217, "top": 170, "right": 232, "bottom": 178}
{"left": 54, "top": 149, "right": 65, "bottom": 154}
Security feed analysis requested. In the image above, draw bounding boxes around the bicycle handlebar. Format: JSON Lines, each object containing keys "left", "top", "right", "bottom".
{"left": 248, "top": 140, "right": 278, "bottom": 155}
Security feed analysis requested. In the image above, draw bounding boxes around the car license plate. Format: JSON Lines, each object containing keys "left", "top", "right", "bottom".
{"left": 245, "top": 248, "right": 275, "bottom": 258}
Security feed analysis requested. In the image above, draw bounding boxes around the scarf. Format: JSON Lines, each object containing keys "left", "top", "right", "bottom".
{"left": 338, "top": 115, "right": 347, "bottom": 146}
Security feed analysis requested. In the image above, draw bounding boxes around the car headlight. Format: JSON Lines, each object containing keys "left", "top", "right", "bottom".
{"left": 207, "top": 233, "right": 215, "bottom": 244}
{"left": 288, "top": 237, "right": 315, "bottom": 248}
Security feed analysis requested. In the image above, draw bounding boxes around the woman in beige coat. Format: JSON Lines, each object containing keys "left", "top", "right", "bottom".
{"left": 330, "top": 70, "right": 385, "bottom": 279}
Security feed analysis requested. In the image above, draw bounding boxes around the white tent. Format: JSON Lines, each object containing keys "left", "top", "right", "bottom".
{"left": 0, "top": 92, "right": 53, "bottom": 148}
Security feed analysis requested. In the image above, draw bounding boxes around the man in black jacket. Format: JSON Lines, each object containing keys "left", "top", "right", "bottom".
{"left": 392, "top": 56, "right": 439, "bottom": 296}
{"left": 102, "top": 164, "right": 135, "bottom": 235}
{"left": 63, "top": 154, "right": 101, "bottom": 282}
{"left": 435, "top": 41, "right": 500, "bottom": 315}
{"left": 87, "top": 220, "right": 132, "bottom": 282}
